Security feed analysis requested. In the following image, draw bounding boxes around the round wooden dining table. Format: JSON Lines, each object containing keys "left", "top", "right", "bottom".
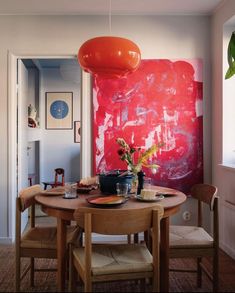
{"left": 35, "top": 186, "right": 186, "bottom": 292}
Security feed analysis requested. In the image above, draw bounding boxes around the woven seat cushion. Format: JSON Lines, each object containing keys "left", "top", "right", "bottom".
{"left": 73, "top": 243, "right": 153, "bottom": 276}
{"left": 170, "top": 225, "right": 213, "bottom": 248}
{"left": 21, "top": 225, "right": 80, "bottom": 249}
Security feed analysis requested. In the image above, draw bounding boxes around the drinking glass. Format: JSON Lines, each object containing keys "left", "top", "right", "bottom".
{"left": 64, "top": 182, "right": 77, "bottom": 198}
{"left": 144, "top": 177, "right": 152, "bottom": 189}
{"left": 116, "top": 183, "right": 129, "bottom": 197}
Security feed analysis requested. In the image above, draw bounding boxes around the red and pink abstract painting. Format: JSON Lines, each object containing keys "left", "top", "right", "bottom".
{"left": 92, "top": 59, "right": 203, "bottom": 194}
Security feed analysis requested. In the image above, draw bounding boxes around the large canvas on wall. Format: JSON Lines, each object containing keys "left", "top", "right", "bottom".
{"left": 92, "top": 59, "right": 203, "bottom": 194}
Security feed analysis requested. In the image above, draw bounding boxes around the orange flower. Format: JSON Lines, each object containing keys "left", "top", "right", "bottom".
{"left": 116, "top": 137, "right": 161, "bottom": 175}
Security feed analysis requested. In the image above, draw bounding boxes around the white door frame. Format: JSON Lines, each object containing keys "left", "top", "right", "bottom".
{"left": 7, "top": 51, "right": 92, "bottom": 242}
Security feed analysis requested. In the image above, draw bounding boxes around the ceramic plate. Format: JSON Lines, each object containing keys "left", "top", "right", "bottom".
{"left": 135, "top": 194, "right": 164, "bottom": 202}
{"left": 156, "top": 192, "right": 176, "bottom": 197}
{"left": 87, "top": 195, "right": 127, "bottom": 207}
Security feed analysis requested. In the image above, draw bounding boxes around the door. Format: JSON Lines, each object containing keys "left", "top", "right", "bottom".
{"left": 17, "top": 59, "right": 29, "bottom": 231}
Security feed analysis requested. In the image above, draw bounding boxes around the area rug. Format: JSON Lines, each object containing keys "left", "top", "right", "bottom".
{"left": 0, "top": 244, "right": 234, "bottom": 292}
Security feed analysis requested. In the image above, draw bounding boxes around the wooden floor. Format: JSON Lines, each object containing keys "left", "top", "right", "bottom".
{"left": 216, "top": 249, "right": 235, "bottom": 290}
{"left": 170, "top": 248, "right": 235, "bottom": 292}
{"left": 1, "top": 220, "right": 235, "bottom": 292}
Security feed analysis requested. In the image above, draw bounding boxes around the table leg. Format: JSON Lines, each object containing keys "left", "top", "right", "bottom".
{"left": 160, "top": 217, "right": 169, "bottom": 292}
{"left": 57, "top": 218, "right": 67, "bottom": 292}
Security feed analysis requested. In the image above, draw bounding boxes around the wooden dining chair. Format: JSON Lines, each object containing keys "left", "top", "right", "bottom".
{"left": 69, "top": 205, "right": 164, "bottom": 292}
{"left": 169, "top": 183, "right": 219, "bottom": 292}
{"left": 42, "top": 168, "right": 65, "bottom": 190}
{"left": 15, "top": 184, "right": 80, "bottom": 292}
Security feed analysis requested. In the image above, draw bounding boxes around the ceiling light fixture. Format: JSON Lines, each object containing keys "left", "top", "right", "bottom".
{"left": 77, "top": 0, "right": 141, "bottom": 79}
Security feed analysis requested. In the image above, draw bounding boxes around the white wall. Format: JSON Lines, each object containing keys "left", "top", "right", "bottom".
{"left": 212, "top": 0, "right": 235, "bottom": 258}
{"left": 40, "top": 68, "right": 80, "bottom": 183}
{"left": 0, "top": 15, "right": 211, "bottom": 241}
{"left": 27, "top": 68, "right": 40, "bottom": 184}
{"left": 222, "top": 24, "right": 235, "bottom": 165}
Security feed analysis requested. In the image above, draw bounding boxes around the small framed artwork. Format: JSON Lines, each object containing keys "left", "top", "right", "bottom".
{"left": 74, "top": 121, "right": 81, "bottom": 143}
{"left": 46, "top": 92, "right": 73, "bottom": 129}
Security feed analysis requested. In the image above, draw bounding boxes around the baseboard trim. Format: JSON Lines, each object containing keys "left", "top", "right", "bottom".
{"left": 0, "top": 237, "right": 13, "bottom": 245}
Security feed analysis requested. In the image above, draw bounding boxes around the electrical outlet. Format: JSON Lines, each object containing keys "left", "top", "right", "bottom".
{"left": 182, "top": 211, "right": 191, "bottom": 221}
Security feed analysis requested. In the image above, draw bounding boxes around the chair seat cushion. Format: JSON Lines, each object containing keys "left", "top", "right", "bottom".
{"left": 21, "top": 225, "right": 81, "bottom": 249}
{"left": 170, "top": 225, "right": 213, "bottom": 248}
{"left": 73, "top": 243, "right": 153, "bottom": 276}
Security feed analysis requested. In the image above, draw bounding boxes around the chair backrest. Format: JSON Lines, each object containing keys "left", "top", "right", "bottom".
{"left": 18, "top": 184, "right": 42, "bottom": 212}
{"left": 74, "top": 204, "right": 163, "bottom": 292}
{"left": 74, "top": 205, "right": 164, "bottom": 235}
{"left": 16, "top": 184, "right": 43, "bottom": 243}
{"left": 191, "top": 184, "right": 219, "bottom": 241}
{"left": 191, "top": 183, "right": 218, "bottom": 211}
{"left": 54, "top": 168, "right": 65, "bottom": 186}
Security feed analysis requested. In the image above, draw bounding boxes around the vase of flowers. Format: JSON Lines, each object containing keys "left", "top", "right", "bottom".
{"left": 116, "top": 138, "right": 160, "bottom": 193}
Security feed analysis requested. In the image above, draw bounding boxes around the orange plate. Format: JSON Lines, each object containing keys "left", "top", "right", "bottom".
{"left": 87, "top": 195, "right": 127, "bottom": 207}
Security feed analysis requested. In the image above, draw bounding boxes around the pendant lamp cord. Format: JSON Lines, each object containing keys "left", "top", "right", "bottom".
{"left": 109, "top": 0, "right": 112, "bottom": 34}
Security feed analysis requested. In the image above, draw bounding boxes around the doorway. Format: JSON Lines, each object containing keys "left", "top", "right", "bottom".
{"left": 8, "top": 53, "right": 93, "bottom": 242}
{"left": 21, "top": 58, "right": 82, "bottom": 187}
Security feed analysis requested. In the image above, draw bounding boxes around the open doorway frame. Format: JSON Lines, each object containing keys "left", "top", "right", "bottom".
{"left": 7, "top": 51, "right": 92, "bottom": 242}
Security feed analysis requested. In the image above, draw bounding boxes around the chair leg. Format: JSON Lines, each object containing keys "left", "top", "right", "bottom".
{"left": 84, "top": 281, "right": 92, "bottom": 292}
{"left": 134, "top": 233, "right": 139, "bottom": 243}
{"left": 140, "top": 279, "right": 146, "bottom": 292}
{"left": 69, "top": 245, "right": 76, "bottom": 292}
{"left": 15, "top": 250, "right": 20, "bottom": 292}
{"left": 30, "top": 257, "right": 34, "bottom": 287}
{"left": 84, "top": 275, "right": 92, "bottom": 293}
{"left": 197, "top": 257, "right": 202, "bottom": 288}
{"left": 152, "top": 267, "right": 159, "bottom": 292}
{"left": 213, "top": 250, "right": 219, "bottom": 292}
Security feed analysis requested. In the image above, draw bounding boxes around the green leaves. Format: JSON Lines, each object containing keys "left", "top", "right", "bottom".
{"left": 225, "top": 31, "right": 235, "bottom": 80}
{"left": 225, "top": 61, "right": 235, "bottom": 79}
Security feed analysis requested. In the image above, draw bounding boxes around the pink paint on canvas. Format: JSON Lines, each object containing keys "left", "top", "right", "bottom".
{"left": 93, "top": 59, "right": 203, "bottom": 194}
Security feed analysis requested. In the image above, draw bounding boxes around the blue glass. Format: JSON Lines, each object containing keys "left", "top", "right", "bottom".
{"left": 50, "top": 100, "right": 69, "bottom": 119}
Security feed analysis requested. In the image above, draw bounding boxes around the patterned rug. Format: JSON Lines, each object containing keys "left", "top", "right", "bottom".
{"left": 0, "top": 244, "right": 234, "bottom": 292}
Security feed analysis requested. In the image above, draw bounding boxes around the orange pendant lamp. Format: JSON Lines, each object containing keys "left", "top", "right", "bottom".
{"left": 78, "top": 36, "right": 141, "bottom": 79}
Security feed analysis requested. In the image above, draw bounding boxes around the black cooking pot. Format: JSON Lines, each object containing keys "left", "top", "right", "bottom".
{"left": 99, "top": 170, "right": 133, "bottom": 194}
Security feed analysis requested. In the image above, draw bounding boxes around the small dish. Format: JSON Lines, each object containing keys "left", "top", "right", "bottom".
{"left": 135, "top": 194, "right": 164, "bottom": 202}
{"left": 62, "top": 194, "right": 78, "bottom": 199}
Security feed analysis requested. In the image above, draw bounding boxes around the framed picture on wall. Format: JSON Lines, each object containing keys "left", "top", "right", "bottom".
{"left": 46, "top": 92, "right": 73, "bottom": 129}
{"left": 74, "top": 121, "right": 81, "bottom": 143}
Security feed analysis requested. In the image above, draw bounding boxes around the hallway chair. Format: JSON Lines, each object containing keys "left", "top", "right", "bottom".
{"left": 169, "top": 183, "right": 219, "bottom": 292}
{"left": 42, "top": 168, "right": 65, "bottom": 190}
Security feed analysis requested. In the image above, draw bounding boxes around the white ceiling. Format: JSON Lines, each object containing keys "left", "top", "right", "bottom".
{"left": 0, "top": 0, "right": 225, "bottom": 16}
